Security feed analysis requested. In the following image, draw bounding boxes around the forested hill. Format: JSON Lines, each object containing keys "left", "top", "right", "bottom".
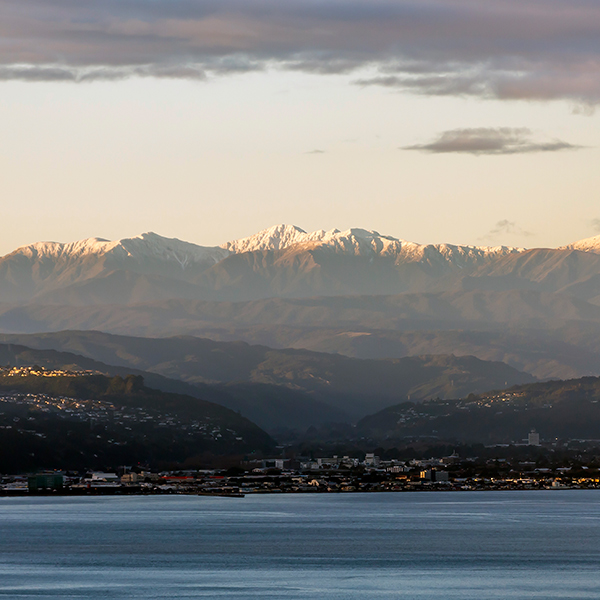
{"left": 357, "top": 376, "right": 600, "bottom": 444}
{"left": 0, "top": 372, "right": 275, "bottom": 472}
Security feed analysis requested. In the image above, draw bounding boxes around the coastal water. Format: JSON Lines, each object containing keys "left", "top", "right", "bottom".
{"left": 1, "top": 491, "right": 599, "bottom": 599}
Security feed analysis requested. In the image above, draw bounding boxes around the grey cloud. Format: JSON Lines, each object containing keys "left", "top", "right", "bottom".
{"left": 1, "top": 0, "right": 600, "bottom": 103}
{"left": 481, "top": 220, "right": 534, "bottom": 242}
{"left": 0, "top": 66, "right": 79, "bottom": 82}
{"left": 356, "top": 73, "right": 491, "bottom": 97}
{"left": 592, "top": 218, "right": 600, "bottom": 233}
{"left": 306, "top": 149, "right": 326, "bottom": 154}
{"left": 490, "top": 220, "right": 533, "bottom": 237}
{"left": 0, "top": 64, "right": 206, "bottom": 82}
{"left": 286, "top": 58, "right": 367, "bottom": 75}
{"left": 403, "top": 128, "right": 581, "bottom": 155}
{"left": 356, "top": 66, "right": 600, "bottom": 107}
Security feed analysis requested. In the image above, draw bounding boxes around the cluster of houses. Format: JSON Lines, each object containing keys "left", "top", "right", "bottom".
{"left": 0, "top": 391, "right": 228, "bottom": 442}
{"left": 0, "top": 366, "right": 100, "bottom": 378}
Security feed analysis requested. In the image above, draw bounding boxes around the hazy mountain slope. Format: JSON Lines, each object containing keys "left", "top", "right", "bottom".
{"left": 0, "top": 226, "right": 526, "bottom": 305}
{"left": 108, "top": 322, "right": 597, "bottom": 380}
{"left": 1, "top": 289, "right": 600, "bottom": 378}
{"left": 3, "top": 226, "right": 600, "bottom": 305}
{"left": 259, "top": 326, "right": 600, "bottom": 380}
{"left": 0, "top": 232, "right": 227, "bottom": 304}
{"left": 0, "top": 331, "right": 536, "bottom": 419}
{"left": 1, "top": 290, "right": 598, "bottom": 337}
{"left": 34, "top": 270, "right": 206, "bottom": 306}
{"left": 195, "top": 248, "right": 437, "bottom": 300}
{"left": 2, "top": 228, "right": 600, "bottom": 385}
{"left": 203, "top": 226, "right": 526, "bottom": 301}
{"left": 472, "top": 248, "right": 600, "bottom": 301}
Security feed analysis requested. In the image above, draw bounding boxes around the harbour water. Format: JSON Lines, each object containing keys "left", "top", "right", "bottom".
{"left": 1, "top": 491, "right": 599, "bottom": 599}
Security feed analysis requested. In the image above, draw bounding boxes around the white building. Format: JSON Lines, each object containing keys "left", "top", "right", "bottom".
{"left": 364, "top": 453, "right": 381, "bottom": 467}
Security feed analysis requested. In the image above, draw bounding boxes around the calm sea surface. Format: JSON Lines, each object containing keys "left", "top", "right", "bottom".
{"left": 1, "top": 491, "right": 599, "bottom": 599}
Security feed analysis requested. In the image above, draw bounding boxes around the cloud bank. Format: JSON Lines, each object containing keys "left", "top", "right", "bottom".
{"left": 1, "top": 0, "right": 600, "bottom": 103}
{"left": 403, "top": 128, "right": 581, "bottom": 155}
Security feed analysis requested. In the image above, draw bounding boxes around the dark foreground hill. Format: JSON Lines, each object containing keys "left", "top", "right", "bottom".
{"left": 0, "top": 332, "right": 536, "bottom": 425}
{"left": 357, "top": 376, "right": 600, "bottom": 445}
{"left": 0, "top": 372, "right": 275, "bottom": 473}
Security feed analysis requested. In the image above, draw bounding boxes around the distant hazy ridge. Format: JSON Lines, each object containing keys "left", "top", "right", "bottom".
{"left": 2, "top": 224, "right": 600, "bottom": 380}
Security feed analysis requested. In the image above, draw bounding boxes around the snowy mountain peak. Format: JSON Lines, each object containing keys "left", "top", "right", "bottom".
{"left": 110, "top": 232, "right": 229, "bottom": 266}
{"left": 222, "top": 224, "right": 408, "bottom": 255}
{"left": 223, "top": 225, "right": 524, "bottom": 263}
{"left": 9, "top": 233, "right": 229, "bottom": 268}
{"left": 222, "top": 224, "right": 313, "bottom": 253}
{"left": 14, "top": 237, "right": 116, "bottom": 260}
{"left": 560, "top": 234, "right": 600, "bottom": 254}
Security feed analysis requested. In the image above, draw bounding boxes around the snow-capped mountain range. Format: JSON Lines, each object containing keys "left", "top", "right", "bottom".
{"left": 10, "top": 223, "right": 600, "bottom": 266}
{"left": 14, "top": 232, "right": 229, "bottom": 268}
{"left": 560, "top": 235, "right": 600, "bottom": 254}
{"left": 2, "top": 224, "right": 600, "bottom": 306}
{"left": 13, "top": 224, "right": 600, "bottom": 266}
{"left": 10, "top": 224, "right": 525, "bottom": 265}
{"left": 3, "top": 225, "right": 600, "bottom": 384}
{"left": 221, "top": 224, "right": 525, "bottom": 265}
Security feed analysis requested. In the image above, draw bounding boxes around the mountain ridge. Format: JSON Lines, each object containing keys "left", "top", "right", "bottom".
{"left": 3, "top": 224, "right": 593, "bottom": 306}
{"left": 560, "top": 234, "right": 600, "bottom": 254}
{"left": 8, "top": 225, "right": 600, "bottom": 275}
{"left": 7, "top": 224, "right": 529, "bottom": 263}
{"left": 220, "top": 224, "right": 525, "bottom": 263}
{"left": 10, "top": 232, "right": 228, "bottom": 265}
{"left": 2, "top": 226, "right": 600, "bottom": 382}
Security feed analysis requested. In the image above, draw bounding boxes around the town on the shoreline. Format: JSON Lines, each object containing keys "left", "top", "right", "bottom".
{"left": 3, "top": 448, "right": 600, "bottom": 495}
{"left": 3, "top": 365, "right": 600, "bottom": 495}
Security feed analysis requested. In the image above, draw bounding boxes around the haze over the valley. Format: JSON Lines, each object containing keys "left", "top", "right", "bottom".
{"left": 2, "top": 224, "right": 600, "bottom": 386}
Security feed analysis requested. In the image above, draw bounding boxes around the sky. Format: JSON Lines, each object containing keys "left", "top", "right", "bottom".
{"left": 1, "top": 0, "right": 599, "bottom": 255}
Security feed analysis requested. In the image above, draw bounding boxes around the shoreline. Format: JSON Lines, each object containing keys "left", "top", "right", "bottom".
{"left": 1, "top": 484, "right": 595, "bottom": 497}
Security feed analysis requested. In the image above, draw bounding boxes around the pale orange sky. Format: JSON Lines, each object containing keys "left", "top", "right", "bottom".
{"left": 0, "top": 1, "right": 599, "bottom": 254}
